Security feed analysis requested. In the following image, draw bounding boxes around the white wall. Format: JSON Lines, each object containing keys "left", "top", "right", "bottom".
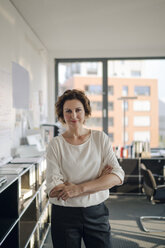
{"left": 0, "top": 0, "right": 54, "bottom": 157}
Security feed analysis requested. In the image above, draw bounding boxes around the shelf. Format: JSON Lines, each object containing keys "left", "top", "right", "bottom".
{"left": 0, "top": 158, "right": 50, "bottom": 248}
{"left": 0, "top": 218, "right": 18, "bottom": 245}
{"left": 0, "top": 174, "right": 18, "bottom": 194}
{"left": 20, "top": 221, "right": 37, "bottom": 248}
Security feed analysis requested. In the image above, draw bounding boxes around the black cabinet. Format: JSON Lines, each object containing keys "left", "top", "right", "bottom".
{"left": 111, "top": 158, "right": 141, "bottom": 194}
{"left": 111, "top": 158, "right": 165, "bottom": 194}
{"left": 0, "top": 159, "right": 50, "bottom": 248}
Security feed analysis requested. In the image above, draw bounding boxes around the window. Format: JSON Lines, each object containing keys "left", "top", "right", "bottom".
{"left": 108, "top": 133, "right": 114, "bottom": 142}
{"left": 85, "top": 85, "right": 102, "bottom": 94}
{"left": 72, "top": 63, "right": 80, "bottom": 74}
{"left": 108, "top": 102, "right": 114, "bottom": 110}
{"left": 124, "top": 116, "right": 128, "bottom": 126}
{"left": 134, "top": 116, "right": 150, "bottom": 126}
{"left": 122, "top": 100, "right": 128, "bottom": 111}
{"left": 91, "top": 101, "right": 102, "bottom": 111}
{"left": 86, "top": 117, "right": 102, "bottom": 127}
{"left": 108, "top": 85, "right": 114, "bottom": 95}
{"left": 133, "top": 101, "right": 150, "bottom": 111}
{"left": 134, "top": 86, "right": 150, "bottom": 96}
{"left": 65, "top": 63, "right": 80, "bottom": 79}
{"left": 87, "top": 62, "right": 98, "bottom": 74}
{"left": 57, "top": 58, "right": 164, "bottom": 148}
{"left": 131, "top": 70, "right": 141, "bottom": 77}
{"left": 108, "top": 117, "right": 114, "bottom": 126}
{"left": 124, "top": 132, "right": 128, "bottom": 142}
{"left": 134, "top": 131, "right": 150, "bottom": 142}
{"left": 122, "top": 86, "right": 128, "bottom": 96}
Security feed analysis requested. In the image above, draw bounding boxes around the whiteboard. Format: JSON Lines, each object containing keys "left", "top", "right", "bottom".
{"left": 12, "top": 62, "right": 30, "bottom": 109}
{"left": 0, "top": 69, "right": 12, "bottom": 157}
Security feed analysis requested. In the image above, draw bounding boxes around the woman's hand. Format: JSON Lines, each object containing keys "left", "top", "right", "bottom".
{"left": 100, "top": 165, "right": 113, "bottom": 177}
{"left": 49, "top": 182, "right": 82, "bottom": 201}
{"left": 49, "top": 183, "right": 65, "bottom": 198}
{"left": 49, "top": 165, "right": 113, "bottom": 200}
{"left": 57, "top": 182, "right": 82, "bottom": 201}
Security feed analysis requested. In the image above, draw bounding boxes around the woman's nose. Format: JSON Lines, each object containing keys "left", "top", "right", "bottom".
{"left": 71, "top": 111, "right": 76, "bottom": 118}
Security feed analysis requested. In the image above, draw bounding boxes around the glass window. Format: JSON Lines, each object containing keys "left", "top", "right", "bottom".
{"left": 122, "top": 100, "right": 128, "bottom": 111}
{"left": 108, "top": 117, "right": 114, "bottom": 126}
{"left": 58, "top": 61, "right": 103, "bottom": 131}
{"left": 133, "top": 101, "right": 150, "bottom": 111}
{"left": 108, "top": 133, "right": 114, "bottom": 142}
{"left": 108, "top": 101, "right": 114, "bottom": 111}
{"left": 108, "top": 85, "right": 114, "bottom": 95}
{"left": 124, "top": 132, "right": 128, "bottom": 142}
{"left": 124, "top": 116, "right": 128, "bottom": 126}
{"left": 122, "top": 86, "right": 128, "bottom": 96}
{"left": 72, "top": 63, "right": 80, "bottom": 74}
{"left": 134, "top": 116, "right": 150, "bottom": 126}
{"left": 134, "top": 86, "right": 150, "bottom": 96}
{"left": 134, "top": 131, "right": 150, "bottom": 142}
{"left": 91, "top": 101, "right": 102, "bottom": 111}
{"left": 85, "top": 85, "right": 102, "bottom": 95}
{"left": 64, "top": 62, "right": 80, "bottom": 80}
{"left": 57, "top": 59, "right": 165, "bottom": 148}
{"left": 86, "top": 117, "right": 102, "bottom": 127}
{"left": 87, "top": 62, "right": 98, "bottom": 75}
{"left": 131, "top": 70, "right": 141, "bottom": 77}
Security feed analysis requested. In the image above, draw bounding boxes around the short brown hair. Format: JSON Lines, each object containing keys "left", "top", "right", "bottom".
{"left": 55, "top": 89, "right": 91, "bottom": 124}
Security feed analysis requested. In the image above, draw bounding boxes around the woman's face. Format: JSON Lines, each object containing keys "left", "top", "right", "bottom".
{"left": 63, "top": 99, "right": 86, "bottom": 128}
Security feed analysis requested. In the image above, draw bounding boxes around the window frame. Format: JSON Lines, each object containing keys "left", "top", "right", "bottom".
{"left": 55, "top": 56, "right": 165, "bottom": 142}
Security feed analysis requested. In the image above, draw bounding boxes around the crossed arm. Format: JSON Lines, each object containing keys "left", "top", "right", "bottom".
{"left": 49, "top": 165, "right": 122, "bottom": 201}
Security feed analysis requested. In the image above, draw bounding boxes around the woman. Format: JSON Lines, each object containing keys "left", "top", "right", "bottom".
{"left": 46, "top": 89, "right": 124, "bottom": 248}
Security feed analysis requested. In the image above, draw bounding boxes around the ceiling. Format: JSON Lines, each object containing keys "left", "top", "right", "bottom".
{"left": 10, "top": 0, "right": 165, "bottom": 58}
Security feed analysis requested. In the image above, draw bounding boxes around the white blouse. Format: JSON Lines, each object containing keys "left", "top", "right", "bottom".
{"left": 45, "top": 130, "right": 125, "bottom": 207}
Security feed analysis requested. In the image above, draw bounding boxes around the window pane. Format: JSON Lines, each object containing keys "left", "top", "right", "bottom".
{"left": 86, "top": 62, "right": 98, "bottom": 75}
{"left": 57, "top": 59, "right": 165, "bottom": 148}
{"left": 122, "top": 86, "right": 128, "bottom": 96}
{"left": 125, "top": 132, "right": 128, "bottom": 142}
{"left": 122, "top": 101, "right": 128, "bottom": 111}
{"left": 108, "top": 59, "right": 162, "bottom": 147}
{"left": 85, "top": 85, "right": 102, "bottom": 95}
{"left": 133, "top": 101, "right": 150, "bottom": 111}
{"left": 86, "top": 117, "right": 102, "bottom": 127}
{"left": 90, "top": 101, "right": 102, "bottom": 111}
{"left": 134, "top": 86, "right": 150, "bottom": 96}
{"left": 134, "top": 131, "right": 150, "bottom": 142}
{"left": 58, "top": 62, "right": 103, "bottom": 131}
{"left": 108, "top": 117, "right": 114, "bottom": 127}
{"left": 108, "top": 102, "right": 114, "bottom": 111}
{"left": 124, "top": 116, "right": 128, "bottom": 126}
{"left": 108, "top": 133, "right": 114, "bottom": 142}
{"left": 131, "top": 70, "right": 141, "bottom": 77}
{"left": 108, "top": 86, "right": 114, "bottom": 95}
{"left": 134, "top": 116, "right": 150, "bottom": 126}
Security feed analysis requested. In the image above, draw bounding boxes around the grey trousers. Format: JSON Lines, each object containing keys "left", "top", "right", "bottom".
{"left": 51, "top": 202, "right": 112, "bottom": 248}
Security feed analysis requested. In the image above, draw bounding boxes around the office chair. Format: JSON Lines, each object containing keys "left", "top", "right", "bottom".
{"left": 140, "top": 163, "right": 165, "bottom": 232}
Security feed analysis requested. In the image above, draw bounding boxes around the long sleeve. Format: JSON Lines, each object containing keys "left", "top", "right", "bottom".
{"left": 102, "top": 132, "right": 125, "bottom": 185}
{"left": 45, "top": 139, "right": 64, "bottom": 196}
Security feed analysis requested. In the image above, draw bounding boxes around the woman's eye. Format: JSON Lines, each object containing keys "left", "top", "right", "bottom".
{"left": 76, "top": 109, "right": 81, "bottom": 112}
{"left": 66, "top": 110, "right": 71, "bottom": 113}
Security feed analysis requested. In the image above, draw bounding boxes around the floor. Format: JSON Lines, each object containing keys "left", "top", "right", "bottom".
{"left": 43, "top": 195, "right": 165, "bottom": 248}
